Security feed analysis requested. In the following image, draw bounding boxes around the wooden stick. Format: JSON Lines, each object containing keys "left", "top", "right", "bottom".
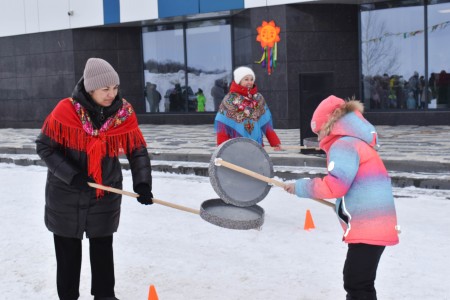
{"left": 214, "top": 158, "right": 285, "bottom": 188}
{"left": 214, "top": 158, "right": 335, "bottom": 209}
{"left": 88, "top": 182, "right": 200, "bottom": 215}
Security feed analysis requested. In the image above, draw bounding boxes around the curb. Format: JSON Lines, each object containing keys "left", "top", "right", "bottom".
{"left": 1, "top": 154, "right": 449, "bottom": 190}
{"left": 3, "top": 146, "right": 450, "bottom": 174}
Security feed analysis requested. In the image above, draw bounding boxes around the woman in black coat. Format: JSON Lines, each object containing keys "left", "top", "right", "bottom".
{"left": 36, "top": 58, "right": 153, "bottom": 300}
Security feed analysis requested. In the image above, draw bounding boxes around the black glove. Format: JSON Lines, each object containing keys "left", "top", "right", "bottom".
{"left": 134, "top": 184, "right": 153, "bottom": 205}
{"left": 71, "top": 173, "right": 92, "bottom": 191}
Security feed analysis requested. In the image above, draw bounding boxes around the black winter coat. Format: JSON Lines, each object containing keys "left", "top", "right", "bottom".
{"left": 36, "top": 78, "right": 152, "bottom": 239}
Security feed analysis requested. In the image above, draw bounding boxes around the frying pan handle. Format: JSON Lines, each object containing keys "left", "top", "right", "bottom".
{"left": 87, "top": 182, "right": 200, "bottom": 215}
{"left": 214, "top": 158, "right": 335, "bottom": 209}
{"left": 215, "top": 158, "right": 285, "bottom": 187}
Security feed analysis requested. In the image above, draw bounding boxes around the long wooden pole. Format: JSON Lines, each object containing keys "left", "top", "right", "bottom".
{"left": 87, "top": 182, "right": 200, "bottom": 215}
{"left": 214, "top": 158, "right": 335, "bottom": 209}
{"left": 215, "top": 158, "right": 285, "bottom": 188}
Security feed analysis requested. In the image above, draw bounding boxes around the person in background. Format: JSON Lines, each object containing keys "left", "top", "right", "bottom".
{"left": 145, "top": 82, "right": 162, "bottom": 113}
{"left": 169, "top": 83, "right": 183, "bottom": 112}
{"left": 284, "top": 95, "right": 399, "bottom": 299}
{"left": 211, "top": 78, "right": 228, "bottom": 111}
{"left": 408, "top": 71, "right": 420, "bottom": 108}
{"left": 196, "top": 88, "right": 206, "bottom": 112}
{"left": 214, "top": 66, "right": 282, "bottom": 150}
{"left": 36, "top": 58, "right": 154, "bottom": 300}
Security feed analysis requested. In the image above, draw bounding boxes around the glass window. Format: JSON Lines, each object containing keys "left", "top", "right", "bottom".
{"left": 428, "top": 0, "right": 450, "bottom": 109}
{"left": 186, "top": 20, "right": 232, "bottom": 112}
{"left": 361, "top": 3, "right": 425, "bottom": 110}
{"left": 142, "top": 24, "right": 184, "bottom": 112}
{"left": 142, "top": 20, "right": 232, "bottom": 113}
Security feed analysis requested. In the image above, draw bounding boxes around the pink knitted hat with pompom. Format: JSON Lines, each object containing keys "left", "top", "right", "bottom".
{"left": 310, "top": 95, "right": 345, "bottom": 134}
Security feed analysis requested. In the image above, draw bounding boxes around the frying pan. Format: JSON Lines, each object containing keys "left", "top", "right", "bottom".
{"left": 213, "top": 158, "right": 335, "bottom": 209}
{"left": 209, "top": 137, "right": 273, "bottom": 207}
{"left": 88, "top": 182, "right": 265, "bottom": 230}
{"left": 209, "top": 138, "right": 335, "bottom": 209}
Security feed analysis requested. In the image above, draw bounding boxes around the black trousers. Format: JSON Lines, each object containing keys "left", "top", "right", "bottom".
{"left": 53, "top": 234, "right": 116, "bottom": 300}
{"left": 343, "top": 243, "right": 385, "bottom": 300}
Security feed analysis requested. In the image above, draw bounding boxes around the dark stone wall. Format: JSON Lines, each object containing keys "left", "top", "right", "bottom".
{"left": 232, "top": 4, "right": 360, "bottom": 129}
{"left": 0, "top": 27, "right": 143, "bottom": 128}
{"left": 0, "top": 30, "right": 76, "bottom": 128}
{"left": 232, "top": 6, "right": 290, "bottom": 128}
{"left": 286, "top": 4, "right": 360, "bottom": 129}
{"left": 72, "top": 28, "right": 144, "bottom": 113}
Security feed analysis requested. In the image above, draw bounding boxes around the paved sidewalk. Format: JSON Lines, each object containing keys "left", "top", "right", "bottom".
{"left": 141, "top": 124, "right": 450, "bottom": 170}
{"left": 1, "top": 124, "right": 449, "bottom": 189}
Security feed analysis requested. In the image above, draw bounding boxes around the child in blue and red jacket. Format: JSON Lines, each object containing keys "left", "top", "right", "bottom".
{"left": 214, "top": 66, "right": 282, "bottom": 150}
{"left": 284, "top": 95, "right": 399, "bottom": 299}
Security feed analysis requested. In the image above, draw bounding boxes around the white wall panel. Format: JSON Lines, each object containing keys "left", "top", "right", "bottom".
{"left": 69, "top": 0, "right": 103, "bottom": 29}
{"left": 245, "top": 0, "right": 267, "bottom": 9}
{"left": 38, "top": 0, "right": 70, "bottom": 32}
{"left": 24, "top": 0, "right": 40, "bottom": 34}
{"left": 120, "top": 0, "right": 158, "bottom": 23}
{"left": 0, "top": 0, "right": 26, "bottom": 36}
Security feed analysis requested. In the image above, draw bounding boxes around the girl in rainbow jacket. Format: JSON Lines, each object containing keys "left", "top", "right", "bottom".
{"left": 284, "top": 95, "right": 399, "bottom": 300}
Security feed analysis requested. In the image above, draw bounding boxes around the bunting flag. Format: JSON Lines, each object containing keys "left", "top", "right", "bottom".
{"left": 255, "top": 20, "right": 280, "bottom": 75}
{"left": 363, "top": 20, "right": 450, "bottom": 43}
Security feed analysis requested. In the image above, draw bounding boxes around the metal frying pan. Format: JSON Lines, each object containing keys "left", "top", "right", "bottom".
{"left": 209, "top": 137, "right": 273, "bottom": 207}
{"left": 200, "top": 198, "right": 264, "bottom": 230}
{"left": 212, "top": 159, "right": 335, "bottom": 209}
{"left": 88, "top": 182, "right": 265, "bottom": 230}
{"left": 209, "top": 138, "right": 335, "bottom": 209}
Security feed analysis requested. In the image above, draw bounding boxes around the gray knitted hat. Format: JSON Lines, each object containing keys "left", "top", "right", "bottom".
{"left": 83, "top": 58, "right": 120, "bottom": 92}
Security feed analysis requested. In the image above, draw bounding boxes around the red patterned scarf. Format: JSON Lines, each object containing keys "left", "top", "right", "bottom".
{"left": 220, "top": 81, "right": 266, "bottom": 124}
{"left": 41, "top": 98, "right": 147, "bottom": 196}
{"left": 228, "top": 80, "right": 258, "bottom": 97}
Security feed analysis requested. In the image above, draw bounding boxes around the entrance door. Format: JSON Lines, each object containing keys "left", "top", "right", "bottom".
{"left": 299, "top": 72, "right": 334, "bottom": 146}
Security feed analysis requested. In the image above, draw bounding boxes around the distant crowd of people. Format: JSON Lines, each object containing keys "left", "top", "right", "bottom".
{"left": 362, "top": 70, "right": 450, "bottom": 110}
{"left": 144, "top": 77, "right": 229, "bottom": 113}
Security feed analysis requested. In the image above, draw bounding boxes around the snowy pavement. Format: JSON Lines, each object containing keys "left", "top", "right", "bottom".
{"left": 1, "top": 164, "right": 449, "bottom": 299}
{"left": 1, "top": 124, "right": 450, "bottom": 166}
{"left": 1, "top": 124, "right": 450, "bottom": 298}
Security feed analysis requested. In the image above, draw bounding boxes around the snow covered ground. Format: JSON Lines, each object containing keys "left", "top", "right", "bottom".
{"left": 1, "top": 163, "right": 449, "bottom": 300}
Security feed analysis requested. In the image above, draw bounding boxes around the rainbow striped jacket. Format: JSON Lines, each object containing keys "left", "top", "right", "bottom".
{"left": 295, "top": 111, "right": 399, "bottom": 246}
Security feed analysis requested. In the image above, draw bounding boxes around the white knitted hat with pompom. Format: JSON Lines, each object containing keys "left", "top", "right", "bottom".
{"left": 233, "top": 66, "right": 255, "bottom": 84}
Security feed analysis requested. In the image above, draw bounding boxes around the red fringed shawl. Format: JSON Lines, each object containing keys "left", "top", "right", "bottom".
{"left": 41, "top": 98, "right": 147, "bottom": 196}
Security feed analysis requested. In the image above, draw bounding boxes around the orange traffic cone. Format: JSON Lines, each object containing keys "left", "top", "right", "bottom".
{"left": 304, "top": 209, "right": 315, "bottom": 230}
{"left": 148, "top": 285, "right": 159, "bottom": 300}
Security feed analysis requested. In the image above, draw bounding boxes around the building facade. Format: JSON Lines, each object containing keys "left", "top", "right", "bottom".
{"left": 0, "top": 0, "right": 449, "bottom": 138}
